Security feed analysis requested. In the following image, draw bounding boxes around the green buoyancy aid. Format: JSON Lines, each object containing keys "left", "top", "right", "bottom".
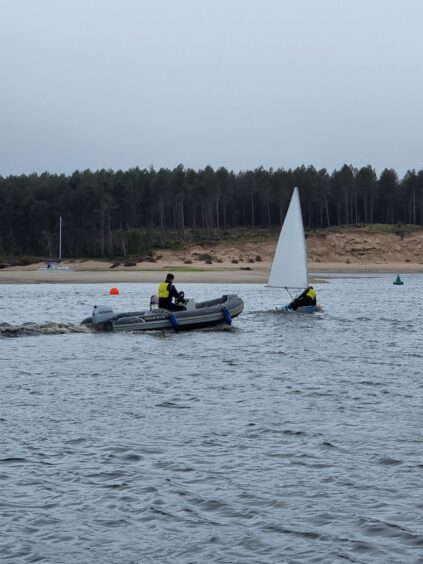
{"left": 306, "top": 288, "right": 317, "bottom": 300}
{"left": 158, "top": 282, "right": 170, "bottom": 299}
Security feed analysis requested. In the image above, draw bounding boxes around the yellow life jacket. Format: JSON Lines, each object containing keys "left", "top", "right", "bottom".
{"left": 158, "top": 282, "right": 170, "bottom": 299}
{"left": 306, "top": 288, "right": 317, "bottom": 300}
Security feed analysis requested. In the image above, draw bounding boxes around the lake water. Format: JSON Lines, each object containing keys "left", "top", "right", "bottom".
{"left": 1, "top": 275, "right": 422, "bottom": 563}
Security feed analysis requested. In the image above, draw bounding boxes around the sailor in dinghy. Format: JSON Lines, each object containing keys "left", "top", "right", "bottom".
{"left": 287, "top": 286, "right": 318, "bottom": 312}
{"left": 267, "top": 187, "right": 320, "bottom": 313}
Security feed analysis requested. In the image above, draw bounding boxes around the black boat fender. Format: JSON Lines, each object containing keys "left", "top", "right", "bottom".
{"left": 222, "top": 306, "right": 232, "bottom": 325}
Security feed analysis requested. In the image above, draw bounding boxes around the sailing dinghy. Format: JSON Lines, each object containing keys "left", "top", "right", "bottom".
{"left": 38, "top": 217, "right": 75, "bottom": 271}
{"left": 268, "top": 187, "right": 319, "bottom": 313}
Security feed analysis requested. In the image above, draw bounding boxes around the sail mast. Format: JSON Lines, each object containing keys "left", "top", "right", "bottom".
{"left": 59, "top": 216, "right": 62, "bottom": 262}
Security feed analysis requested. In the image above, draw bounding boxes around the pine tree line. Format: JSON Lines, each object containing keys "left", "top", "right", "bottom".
{"left": 1, "top": 164, "right": 422, "bottom": 258}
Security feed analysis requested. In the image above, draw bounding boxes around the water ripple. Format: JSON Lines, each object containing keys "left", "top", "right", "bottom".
{"left": 1, "top": 278, "right": 423, "bottom": 562}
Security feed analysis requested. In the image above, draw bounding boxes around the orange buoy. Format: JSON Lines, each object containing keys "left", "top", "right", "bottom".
{"left": 109, "top": 287, "right": 120, "bottom": 295}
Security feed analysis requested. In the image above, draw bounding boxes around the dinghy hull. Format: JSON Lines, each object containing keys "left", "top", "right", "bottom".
{"left": 276, "top": 304, "right": 319, "bottom": 314}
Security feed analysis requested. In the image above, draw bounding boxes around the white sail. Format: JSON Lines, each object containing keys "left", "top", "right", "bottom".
{"left": 268, "top": 187, "right": 308, "bottom": 288}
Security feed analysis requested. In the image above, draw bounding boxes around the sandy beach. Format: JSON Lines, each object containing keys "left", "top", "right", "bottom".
{"left": 1, "top": 260, "right": 422, "bottom": 285}
{"left": 1, "top": 229, "right": 423, "bottom": 283}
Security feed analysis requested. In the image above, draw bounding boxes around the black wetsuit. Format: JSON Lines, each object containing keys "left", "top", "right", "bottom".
{"left": 289, "top": 288, "right": 316, "bottom": 310}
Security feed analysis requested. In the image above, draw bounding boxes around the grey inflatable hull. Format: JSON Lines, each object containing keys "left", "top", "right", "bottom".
{"left": 82, "top": 294, "right": 244, "bottom": 332}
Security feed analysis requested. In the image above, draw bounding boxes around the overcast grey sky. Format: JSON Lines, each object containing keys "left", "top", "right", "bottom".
{"left": 0, "top": 0, "right": 422, "bottom": 177}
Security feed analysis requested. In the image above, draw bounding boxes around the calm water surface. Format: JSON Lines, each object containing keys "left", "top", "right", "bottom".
{"left": 1, "top": 275, "right": 422, "bottom": 563}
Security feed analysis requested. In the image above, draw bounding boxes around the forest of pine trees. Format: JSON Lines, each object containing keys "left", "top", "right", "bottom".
{"left": 1, "top": 164, "right": 423, "bottom": 258}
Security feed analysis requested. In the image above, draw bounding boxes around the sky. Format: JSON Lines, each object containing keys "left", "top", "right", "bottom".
{"left": 0, "top": 0, "right": 422, "bottom": 177}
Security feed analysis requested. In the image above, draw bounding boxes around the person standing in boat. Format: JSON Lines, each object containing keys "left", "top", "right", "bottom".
{"left": 158, "top": 273, "right": 186, "bottom": 311}
{"left": 288, "top": 286, "right": 317, "bottom": 310}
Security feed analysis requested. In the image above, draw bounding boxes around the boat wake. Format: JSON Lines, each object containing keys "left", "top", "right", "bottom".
{"left": 0, "top": 322, "right": 92, "bottom": 338}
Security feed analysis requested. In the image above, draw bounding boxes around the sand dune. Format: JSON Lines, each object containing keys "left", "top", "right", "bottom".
{"left": 1, "top": 229, "right": 423, "bottom": 283}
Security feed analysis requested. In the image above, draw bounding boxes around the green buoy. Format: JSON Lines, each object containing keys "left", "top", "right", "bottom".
{"left": 393, "top": 275, "right": 404, "bottom": 285}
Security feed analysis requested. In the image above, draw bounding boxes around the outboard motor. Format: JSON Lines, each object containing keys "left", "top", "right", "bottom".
{"left": 92, "top": 305, "right": 115, "bottom": 328}
{"left": 149, "top": 295, "right": 158, "bottom": 311}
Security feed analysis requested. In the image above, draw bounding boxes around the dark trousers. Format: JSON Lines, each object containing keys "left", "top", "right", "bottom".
{"left": 290, "top": 297, "right": 315, "bottom": 310}
{"left": 159, "top": 300, "right": 185, "bottom": 311}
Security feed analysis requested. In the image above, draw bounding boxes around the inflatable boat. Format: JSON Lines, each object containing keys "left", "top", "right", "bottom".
{"left": 81, "top": 294, "right": 244, "bottom": 332}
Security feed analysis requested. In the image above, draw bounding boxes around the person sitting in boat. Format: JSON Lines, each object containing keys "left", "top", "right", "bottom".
{"left": 158, "top": 273, "right": 186, "bottom": 311}
{"left": 288, "top": 286, "right": 317, "bottom": 311}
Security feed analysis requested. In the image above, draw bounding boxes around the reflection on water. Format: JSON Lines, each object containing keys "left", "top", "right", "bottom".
{"left": 1, "top": 276, "right": 422, "bottom": 563}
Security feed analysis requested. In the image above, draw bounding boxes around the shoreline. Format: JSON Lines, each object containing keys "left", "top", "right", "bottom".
{"left": 1, "top": 261, "right": 422, "bottom": 284}
{"left": 2, "top": 228, "right": 423, "bottom": 284}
